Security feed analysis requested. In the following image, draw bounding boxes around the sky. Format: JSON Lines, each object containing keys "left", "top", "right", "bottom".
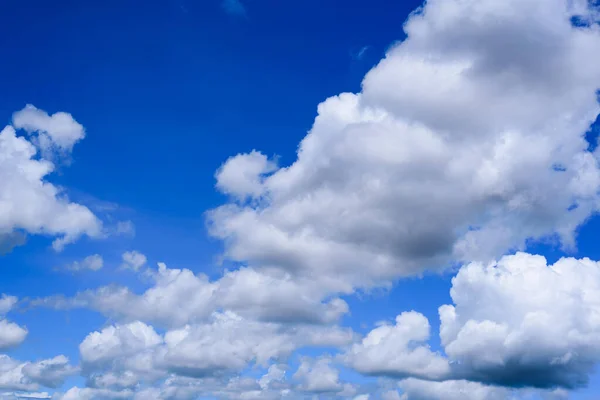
{"left": 1, "top": 0, "right": 600, "bottom": 399}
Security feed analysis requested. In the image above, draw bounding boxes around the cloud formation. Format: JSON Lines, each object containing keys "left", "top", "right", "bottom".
{"left": 345, "top": 311, "right": 449, "bottom": 380}
{"left": 64, "top": 254, "right": 104, "bottom": 272}
{"left": 0, "top": 295, "right": 27, "bottom": 351}
{"left": 7, "top": 0, "right": 600, "bottom": 398}
{"left": 208, "top": 0, "right": 600, "bottom": 294}
{"left": 440, "top": 253, "right": 600, "bottom": 389}
{"left": 0, "top": 107, "right": 101, "bottom": 251}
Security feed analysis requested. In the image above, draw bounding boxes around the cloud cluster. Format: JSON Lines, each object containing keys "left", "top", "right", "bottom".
{"left": 7, "top": 0, "right": 600, "bottom": 398}
{"left": 34, "top": 262, "right": 348, "bottom": 327}
{"left": 345, "top": 311, "right": 449, "bottom": 380}
{"left": 440, "top": 253, "right": 600, "bottom": 389}
{"left": 208, "top": 0, "right": 600, "bottom": 294}
{"left": 293, "top": 356, "right": 355, "bottom": 395}
{"left": 342, "top": 252, "right": 600, "bottom": 394}
{"left": 0, "top": 355, "right": 76, "bottom": 393}
{"left": 64, "top": 254, "right": 104, "bottom": 272}
{"left": 0, "top": 106, "right": 101, "bottom": 251}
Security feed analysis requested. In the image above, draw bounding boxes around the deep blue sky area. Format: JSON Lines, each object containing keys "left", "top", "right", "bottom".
{"left": 0, "top": 0, "right": 420, "bottom": 214}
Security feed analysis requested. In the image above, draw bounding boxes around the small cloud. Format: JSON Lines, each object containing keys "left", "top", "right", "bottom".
{"left": 121, "top": 251, "right": 147, "bottom": 272}
{"left": 64, "top": 254, "right": 104, "bottom": 272}
{"left": 222, "top": 0, "right": 246, "bottom": 16}
{"left": 352, "top": 46, "right": 370, "bottom": 61}
{"left": 114, "top": 220, "right": 136, "bottom": 237}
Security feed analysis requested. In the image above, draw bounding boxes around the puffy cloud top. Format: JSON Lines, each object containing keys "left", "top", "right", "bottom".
{"left": 345, "top": 311, "right": 449, "bottom": 380}
{"left": 1, "top": 106, "right": 101, "bottom": 251}
{"left": 440, "top": 252, "right": 600, "bottom": 388}
{"left": 12, "top": 104, "right": 85, "bottom": 152}
{"left": 208, "top": 0, "right": 600, "bottom": 295}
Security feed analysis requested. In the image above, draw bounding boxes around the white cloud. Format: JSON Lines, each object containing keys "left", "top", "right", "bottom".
{"left": 345, "top": 311, "right": 449, "bottom": 380}
{"left": 64, "top": 254, "right": 104, "bottom": 272}
{"left": 86, "top": 371, "right": 139, "bottom": 391}
{"left": 0, "top": 111, "right": 101, "bottom": 251}
{"left": 114, "top": 221, "right": 135, "bottom": 237}
{"left": 215, "top": 150, "right": 278, "bottom": 201}
{"left": 0, "top": 355, "right": 75, "bottom": 392}
{"left": 396, "top": 379, "right": 568, "bottom": 400}
{"left": 120, "top": 251, "right": 147, "bottom": 272}
{"left": 79, "top": 321, "right": 162, "bottom": 367}
{"left": 56, "top": 387, "right": 132, "bottom": 400}
{"left": 77, "top": 311, "right": 352, "bottom": 386}
{"left": 292, "top": 357, "right": 343, "bottom": 393}
{"left": 215, "top": 267, "right": 348, "bottom": 324}
{"left": 440, "top": 252, "right": 600, "bottom": 388}
{"left": 0, "top": 295, "right": 27, "bottom": 351}
{"left": 0, "top": 296, "right": 17, "bottom": 316}
{"left": 160, "top": 312, "right": 353, "bottom": 377}
{"left": 382, "top": 391, "right": 402, "bottom": 400}
{"left": 0, "top": 320, "right": 28, "bottom": 351}
{"left": 398, "top": 378, "right": 509, "bottom": 400}
{"left": 207, "top": 0, "right": 600, "bottom": 295}
{"left": 12, "top": 104, "right": 85, "bottom": 152}
{"left": 0, "top": 392, "right": 52, "bottom": 399}
{"left": 33, "top": 263, "right": 348, "bottom": 328}
{"left": 258, "top": 364, "right": 286, "bottom": 391}
{"left": 21, "top": 356, "right": 78, "bottom": 388}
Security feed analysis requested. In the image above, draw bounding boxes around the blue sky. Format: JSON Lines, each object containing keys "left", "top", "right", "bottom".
{"left": 2, "top": 0, "right": 600, "bottom": 399}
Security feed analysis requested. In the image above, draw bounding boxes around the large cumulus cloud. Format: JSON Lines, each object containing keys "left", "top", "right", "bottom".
{"left": 440, "top": 252, "right": 600, "bottom": 389}
{"left": 208, "top": 0, "right": 600, "bottom": 293}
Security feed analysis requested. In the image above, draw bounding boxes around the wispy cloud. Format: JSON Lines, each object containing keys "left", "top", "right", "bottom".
{"left": 353, "top": 46, "right": 370, "bottom": 61}
{"left": 222, "top": 0, "right": 246, "bottom": 16}
{"left": 63, "top": 254, "right": 104, "bottom": 272}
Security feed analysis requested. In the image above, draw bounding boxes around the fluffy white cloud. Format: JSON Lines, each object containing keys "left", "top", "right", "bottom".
{"left": 292, "top": 357, "right": 344, "bottom": 393}
{"left": 12, "top": 104, "right": 85, "bottom": 152}
{"left": 396, "top": 378, "right": 569, "bottom": 400}
{"left": 397, "top": 378, "right": 509, "bottom": 400}
{"left": 215, "top": 267, "right": 348, "bottom": 324}
{"left": 258, "top": 364, "right": 286, "bottom": 391}
{"left": 20, "top": 356, "right": 77, "bottom": 388}
{"left": 0, "top": 109, "right": 101, "bottom": 251}
{"left": 120, "top": 251, "right": 147, "bottom": 272}
{"left": 64, "top": 254, "right": 104, "bottom": 272}
{"left": 215, "top": 150, "right": 278, "bottom": 201}
{"left": 86, "top": 371, "right": 139, "bottom": 391}
{"left": 160, "top": 311, "right": 353, "bottom": 377}
{"left": 0, "top": 355, "right": 75, "bottom": 392}
{"left": 0, "top": 295, "right": 27, "bottom": 351}
{"left": 34, "top": 263, "right": 348, "bottom": 327}
{"left": 79, "top": 321, "right": 162, "bottom": 367}
{"left": 0, "top": 296, "right": 17, "bottom": 317}
{"left": 0, "top": 320, "right": 27, "bottom": 351}
{"left": 77, "top": 311, "right": 352, "bottom": 388}
{"left": 345, "top": 311, "right": 449, "bottom": 380}
{"left": 208, "top": 0, "right": 600, "bottom": 294}
{"left": 56, "top": 387, "right": 132, "bottom": 400}
{"left": 0, "top": 391, "right": 51, "bottom": 399}
{"left": 382, "top": 391, "right": 402, "bottom": 400}
{"left": 440, "top": 252, "right": 600, "bottom": 388}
